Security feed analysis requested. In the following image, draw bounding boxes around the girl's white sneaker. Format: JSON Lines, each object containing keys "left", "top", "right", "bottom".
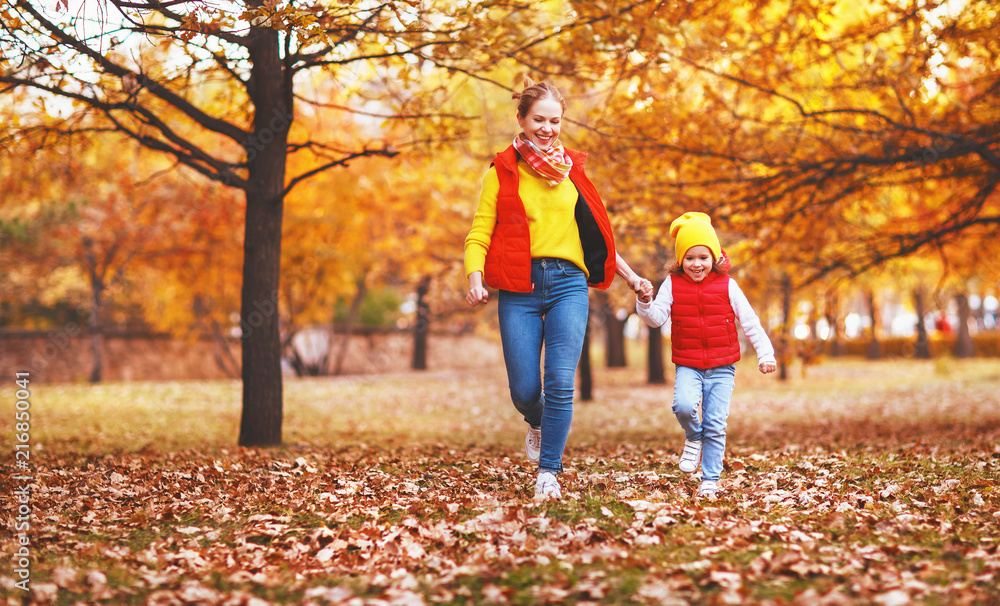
{"left": 534, "top": 471, "right": 561, "bottom": 500}
{"left": 679, "top": 439, "right": 702, "bottom": 473}
{"left": 698, "top": 480, "right": 719, "bottom": 498}
{"left": 524, "top": 425, "right": 542, "bottom": 462}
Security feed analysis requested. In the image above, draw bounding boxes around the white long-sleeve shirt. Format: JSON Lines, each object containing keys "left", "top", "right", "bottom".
{"left": 635, "top": 276, "right": 776, "bottom": 367}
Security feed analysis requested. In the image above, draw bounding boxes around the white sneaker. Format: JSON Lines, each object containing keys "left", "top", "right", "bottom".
{"left": 534, "top": 471, "right": 561, "bottom": 500}
{"left": 679, "top": 439, "right": 702, "bottom": 473}
{"left": 524, "top": 425, "right": 541, "bottom": 462}
{"left": 698, "top": 480, "right": 719, "bottom": 498}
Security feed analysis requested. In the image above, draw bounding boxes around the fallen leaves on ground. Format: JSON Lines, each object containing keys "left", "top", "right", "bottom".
{"left": 4, "top": 360, "right": 1000, "bottom": 604}
{"left": 3, "top": 437, "right": 999, "bottom": 605}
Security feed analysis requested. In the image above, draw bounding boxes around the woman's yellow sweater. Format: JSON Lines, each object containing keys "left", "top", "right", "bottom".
{"left": 464, "top": 161, "right": 587, "bottom": 279}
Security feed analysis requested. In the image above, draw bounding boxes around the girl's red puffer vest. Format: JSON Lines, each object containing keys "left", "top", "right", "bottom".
{"left": 670, "top": 272, "right": 741, "bottom": 369}
{"left": 482, "top": 145, "right": 617, "bottom": 293}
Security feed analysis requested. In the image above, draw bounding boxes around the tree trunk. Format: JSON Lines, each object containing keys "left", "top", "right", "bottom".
{"left": 412, "top": 276, "right": 431, "bottom": 370}
{"left": 238, "top": 190, "right": 284, "bottom": 446}
{"left": 778, "top": 273, "right": 792, "bottom": 381}
{"left": 647, "top": 325, "right": 666, "bottom": 384}
{"left": 196, "top": 296, "right": 241, "bottom": 379}
{"left": 578, "top": 312, "right": 593, "bottom": 401}
{"left": 238, "top": 23, "right": 291, "bottom": 448}
{"left": 954, "top": 293, "right": 976, "bottom": 358}
{"left": 88, "top": 280, "right": 104, "bottom": 383}
{"left": 211, "top": 320, "right": 241, "bottom": 379}
{"left": 866, "top": 291, "right": 883, "bottom": 360}
{"left": 321, "top": 325, "right": 337, "bottom": 375}
{"left": 333, "top": 277, "right": 367, "bottom": 375}
{"left": 287, "top": 343, "right": 308, "bottom": 377}
{"left": 601, "top": 293, "right": 627, "bottom": 368}
{"left": 913, "top": 289, "right": 931, "bottom": 359}
{"left": 825, "top": 291, "right": 847, "bottom": 357}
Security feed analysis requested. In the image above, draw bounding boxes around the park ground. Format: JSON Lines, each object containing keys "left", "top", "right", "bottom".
{"left": 2, "top": 358, "right": 1000, "bottom": 605}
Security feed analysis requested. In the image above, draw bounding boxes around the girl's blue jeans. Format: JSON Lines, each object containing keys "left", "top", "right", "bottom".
{"left": 498, "top": 258, "right": 589, "bottom": 474}
{"left": 673, "top": 364, "right": 736, "bottom": 482}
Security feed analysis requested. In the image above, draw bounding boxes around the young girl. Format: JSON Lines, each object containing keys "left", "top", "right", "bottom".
{"left": 635, "top": 212, "right": 776, "bottom": 498}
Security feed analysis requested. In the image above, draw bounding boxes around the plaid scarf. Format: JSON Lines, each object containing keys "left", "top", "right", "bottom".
{"left": 513, "top": 134, "right": 573, "bottom": 186}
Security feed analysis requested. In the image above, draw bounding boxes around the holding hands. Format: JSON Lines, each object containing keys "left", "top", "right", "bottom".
{"left": 615, "top": 253, "right": 653, "bottom": 303}
{"left": 630, "top": 276, "right": 654, "bottom": 303}
{"left": 634, "top": 278, "right": 653, "bottom": 303}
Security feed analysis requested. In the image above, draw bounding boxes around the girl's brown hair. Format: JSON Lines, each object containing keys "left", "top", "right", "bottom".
{"left": 511, "top": 76, "right": 567, "bottom": 118}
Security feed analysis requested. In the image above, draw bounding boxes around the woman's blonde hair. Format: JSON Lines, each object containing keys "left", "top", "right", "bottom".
{"left": 511, "top": 76, "right": 566, "bottom": 118}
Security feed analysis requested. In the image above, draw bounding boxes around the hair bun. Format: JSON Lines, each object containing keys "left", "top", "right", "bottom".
{"left": 512, "top": 75, "right": 536, "bottom": 99}
{"left": 511, "top": 76, "right": 566, "bottom": 118}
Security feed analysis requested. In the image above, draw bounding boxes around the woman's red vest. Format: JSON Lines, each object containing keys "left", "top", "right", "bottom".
{"left": 670, "top": 272, "right": 741, "bottom": 369}
{"left": 482, "top": 145, "right": 617, "bottom": 293}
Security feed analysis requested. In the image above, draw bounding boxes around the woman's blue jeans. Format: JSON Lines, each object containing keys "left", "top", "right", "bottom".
{"left": 673, "top": 364, "right": 736, "bottom": 482}
{"left": 498, "top": 258, "right": 589, "bottom": 474}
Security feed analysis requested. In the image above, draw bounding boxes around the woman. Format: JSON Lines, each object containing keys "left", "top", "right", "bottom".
{"left": 465, "top": 78, "right": 651, "bottom": 499}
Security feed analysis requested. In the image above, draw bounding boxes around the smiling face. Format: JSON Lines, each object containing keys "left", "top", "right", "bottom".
{"left": 682, "top": 245, "right": 715, "bottom": 282}
{"left": 517, "top": 96, "right": 563, "bottom": 150}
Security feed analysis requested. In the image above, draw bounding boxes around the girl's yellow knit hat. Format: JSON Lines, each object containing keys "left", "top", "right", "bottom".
{"left": 670, "top": 212, "right": 722, "bottom": 262}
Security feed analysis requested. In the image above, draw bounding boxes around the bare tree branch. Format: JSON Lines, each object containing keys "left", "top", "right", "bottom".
{"left": 282, "top": 147, "right": 398, "bottom": 197}
{"left": 15, "top": 0, "right": 247, "bottom": 143}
